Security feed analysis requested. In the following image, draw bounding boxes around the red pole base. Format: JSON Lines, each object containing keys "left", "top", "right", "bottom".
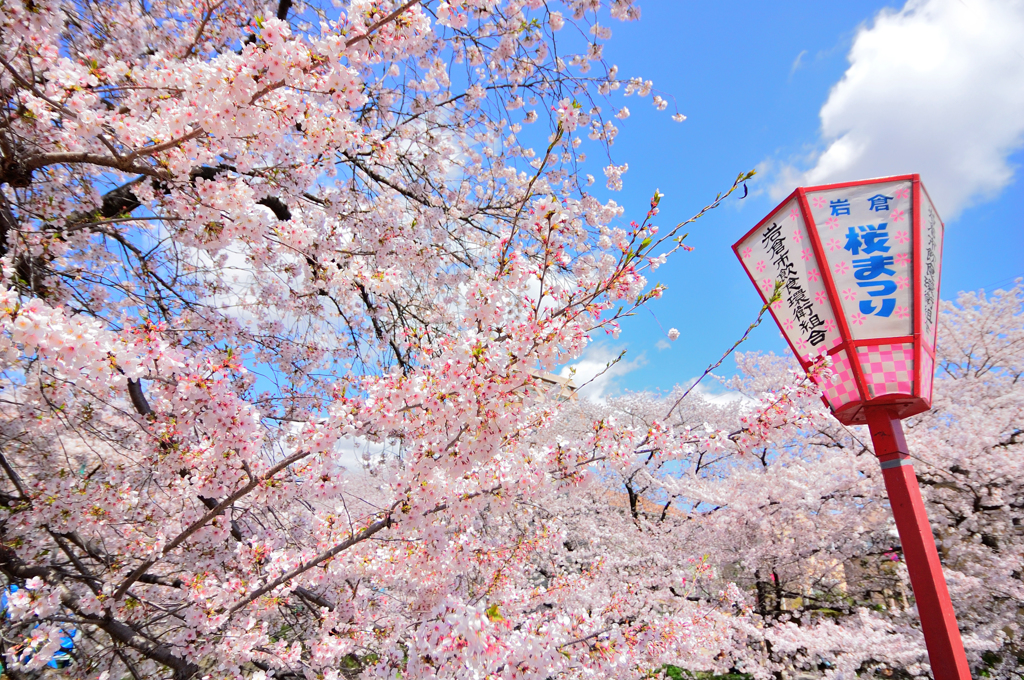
{"left": 865, "top": 406, "right": 971, "bottom": 680}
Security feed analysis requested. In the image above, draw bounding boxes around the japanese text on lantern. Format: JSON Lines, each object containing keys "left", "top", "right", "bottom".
{"left": 918, "top": 188, "right": 944, "bottom": 346}
{"left": 843, "top": 207, "right": 896, "bottom": 319}
{"left": 924, "top": 207, "right": 938, "bottom": 329}
{"left": 762, "top": 222, "right": 826, "bottom": 347}
{"left": 806, "top": 180, "right": 913, "bottom": 340}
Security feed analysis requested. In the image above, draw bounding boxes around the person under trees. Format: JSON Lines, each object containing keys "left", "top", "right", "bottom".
{"left": 0, "top": 0, "right": 761, "bottom": 678}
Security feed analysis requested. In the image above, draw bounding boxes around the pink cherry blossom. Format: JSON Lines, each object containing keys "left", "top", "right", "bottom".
{"left": 850, "top": 311, "right": 867, "bottom": 325}
{"left": 792, "top": 229, "right": 803, "bottom": 243}
{"left": 756, "top": 260, "right": 766, "bottom": 273}
{"left": 895, "top": 305, "right": 910, "bottom": 319}
{"left": 826, "top": 238, "right": 842, "bottom": 251}
{"left": 825, "top": 217, "right": 840, "bottom": 229}
{"left": 816, "top": 290, "right": 828, "bottom": 305}
{"left": 0, "top": 3, "right": 753, "bottom": 678}
{"left": 890, "top": 209, "right": 906, "bottom": 222}
{"left": 895, "top": 253, "right": 911, "bottom": 267}
{"left": 4, "top": 2, "right": 1016, "bottom": 678}
{"left": 789, "top": 208, "right": 800, "bottom": 221}
{"left": 896, "top": 275, "right": 910, "bottom": 289}
{"left": 834, "top": 261, "right": 850, "bottom": 275}
{"left": 842, "top": 288, "right": 858, "bottom": 301}
{"left": 812, "top": 196, "right": 826, "bottom": 209}
{"left": 742, "top": 246, "right": 753, "bottom": 259}
{"left": 807, "top": 268, "right": 820, "bottom": 283}
{"left": 801, "top": 248, "right": 813, "bottom": 262}
{"left": 894, "top": 186, "right": 910, "bottom": 200}
{"left": 894, "top": 230, "right": 910, "bottom": 244}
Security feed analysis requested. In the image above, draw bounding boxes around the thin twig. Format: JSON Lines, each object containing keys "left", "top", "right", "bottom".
{"left": 664, "top": 279, "right": 784, "bottom": 421}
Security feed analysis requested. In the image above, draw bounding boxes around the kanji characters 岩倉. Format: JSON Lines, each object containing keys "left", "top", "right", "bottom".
{"left": 867, "top": 194, "right": 894, "bottom": 212}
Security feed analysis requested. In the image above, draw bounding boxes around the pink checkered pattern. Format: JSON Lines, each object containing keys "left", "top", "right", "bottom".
{"left": 919, "top": 350, "right": 934, "bottom": 402}
{"left": 819, "top": 350, "right": 861, "bottom": 409}
{"left": 857, "top": 343, "right": 914, "bottom": 398}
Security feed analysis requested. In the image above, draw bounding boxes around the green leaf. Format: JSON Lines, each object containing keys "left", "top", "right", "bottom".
{"left": 663, "top": 665, "right": 687, "bottom": 680}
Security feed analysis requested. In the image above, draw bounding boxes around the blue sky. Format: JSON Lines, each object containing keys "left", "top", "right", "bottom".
{"left": 563, "top": 0, "right": 1024, "bottom": 398}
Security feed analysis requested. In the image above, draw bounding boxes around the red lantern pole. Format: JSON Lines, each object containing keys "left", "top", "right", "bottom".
{"left": 865, "top": 406, "right": 971, "bottom": 680}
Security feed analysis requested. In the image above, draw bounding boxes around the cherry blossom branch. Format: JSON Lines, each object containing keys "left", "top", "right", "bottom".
{"left": 0, "top": 55, "right": 76, "bottom": 119}
{"left": 223, "top": 485, "right": 503, "bottom": 620}
{"left": 501, "top": 124, "right": 565, "bottom": 274}
{"left": 119, "top": 129, "right": 208, "bottom": 166}
{"left": 224, "top": 510, "right": 395, "bottom": 617}
{"left": 119, "top": 82, "right": 281, "bottom": 166}
{"left": 558, "top": 627, "right": 612, "bottom": 649}
{"left": 0, "top": 449, "right": 30, "bottom": 500}
{"left": 550, "top": 174, "right": 752, "bottom": 327}
{"left": 0, "top": 550, "right": 197, "bottom": 679}
{"left": 344, "top": 0, "right": 423, "bottom": 48}
{"left": 112, "top": 448, "right": 315, "bottom": 600}
{"left": 23, "top": 152, "right": 169, "bottom": 180}
{"left": 182, "top": 0, "right": 230, "bottom": 58}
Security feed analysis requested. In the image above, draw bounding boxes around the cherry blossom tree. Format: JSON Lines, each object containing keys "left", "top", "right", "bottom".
{"left": 551, "top": 282, "right": 1022, "bottom": 678}
{"left": 0, "top": 0, "right": 760, "bottom": 678}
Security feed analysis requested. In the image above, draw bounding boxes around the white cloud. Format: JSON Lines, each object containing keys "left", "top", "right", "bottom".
{"left": 790, "top": 49, "right": 808, "bottom": 77}
{"left": 655, "top": 339, "right": 671, "bottom": 351}
{"left": 559, "top": 344, "right": 645, "bottom": 403}
{"left": 771, "top": 0, "right": 1024, "bottom": 219}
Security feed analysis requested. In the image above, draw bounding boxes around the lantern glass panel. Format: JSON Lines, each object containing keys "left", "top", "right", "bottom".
{"left": 804, "top": 180, "right": 914, "bottom": 340}
{"left": 735, "top": 198, "right": 841, "bottom": 361}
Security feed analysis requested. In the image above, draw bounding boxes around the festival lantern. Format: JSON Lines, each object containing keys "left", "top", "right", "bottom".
{"left": 733, "top": 174, "right": 970, "bottom": 680}
{"left": 733, "top": 174, "right": 944, "bottom": 425}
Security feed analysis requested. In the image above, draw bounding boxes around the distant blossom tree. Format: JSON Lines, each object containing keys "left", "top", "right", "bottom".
{"left": 548, "top": 282, "right": 1022, "bottom": 679}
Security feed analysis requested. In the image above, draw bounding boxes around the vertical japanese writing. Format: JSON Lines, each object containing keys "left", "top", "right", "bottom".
{"left": 761, "top": 222, "right": 826, "bottom": 347}
{"left": 924, "top": 207, "right": 938, "bottom": 328}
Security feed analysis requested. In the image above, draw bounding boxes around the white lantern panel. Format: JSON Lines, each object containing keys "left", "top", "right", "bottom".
{"left": 736, "top": 199, "right": 842, "bottom": 361}
{"left": 918, "top": 187, "right": 944, "bottom": 352}
{"left": 805, "top": 181, "right": 913, "bottom": 340}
